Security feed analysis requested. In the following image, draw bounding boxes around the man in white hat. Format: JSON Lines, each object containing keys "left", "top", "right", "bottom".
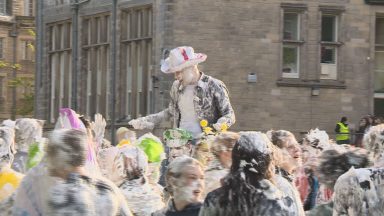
{"left": 129, "top": 46, "right": 236, "bottom": 138}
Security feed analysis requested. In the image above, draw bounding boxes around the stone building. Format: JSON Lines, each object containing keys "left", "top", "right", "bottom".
{"left": 0, "top": 0, "right": 35, "bottom": 120}
{"left": 36, "top": 0, "right": 384, "bottom": 140}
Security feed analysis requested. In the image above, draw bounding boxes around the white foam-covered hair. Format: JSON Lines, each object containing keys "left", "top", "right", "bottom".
{"left": 15, "top": 118, "right": 44, "bottom": 152}
{"left": 305, "top": 128, "right": 330, "bottom": 150}
{"left": 119, "top": 146, "right": 149, "bottom": 178}
{"left": 135, "top": 133, "right": 162, "bottom": 146}
{"left": 266, "top": 129, "right": 296, "bottom": 148}
{"left": 0, "top": 126, "right": 16, "bottom": 168}
{"left": 363, "top": 124, "right": 384, "bottom": 162}
{"left": 1, "top": 119, "right": 16, "bottom": 129}
{"left": 46, "top": 129, "right": 88, "bottom": 173}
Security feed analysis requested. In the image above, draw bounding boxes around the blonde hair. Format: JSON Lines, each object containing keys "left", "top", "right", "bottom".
{"left": 211, "top": 132, "right": 240, "bottom": 156}
{"left": 165, "top": 156, "right": 203, "bottom": 195}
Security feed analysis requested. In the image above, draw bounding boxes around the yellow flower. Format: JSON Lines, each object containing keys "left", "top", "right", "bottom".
{"left": 220, "top": 123, "right": 228, "bottom": 132}
{"left": 0, "top": 170, "right": 22, "bottom": 201}
{"left": 117, "top": 139, "right": 131, "bottom": 148}
{"left": 200, "top": 119, "right": 208, "bottom": 128}
{"left": 204, "top": 127, "right": 213, "bottom": 134}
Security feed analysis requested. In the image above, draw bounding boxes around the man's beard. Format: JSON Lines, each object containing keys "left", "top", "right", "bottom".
{"left": 181, "top": 67, "right": 198, "bottom": 85}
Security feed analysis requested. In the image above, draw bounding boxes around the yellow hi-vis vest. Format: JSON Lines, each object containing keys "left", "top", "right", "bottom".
{"left": 336, "top": 122, "right": 349, "bottom": 141}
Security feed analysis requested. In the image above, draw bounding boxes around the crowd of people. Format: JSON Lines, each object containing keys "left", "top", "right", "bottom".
{"left": 1, "top": 114, "right": 384, "bottom": 216}
{"left": 0, "top": 46, "right": 383, "bottom": 215}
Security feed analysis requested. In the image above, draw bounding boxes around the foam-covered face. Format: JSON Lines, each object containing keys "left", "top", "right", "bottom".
{"left": 283, "top": 136, "right": 302, "bottom": 165}
{"left": 169, "top": 145, "right": 192, "bottom": 162}
{"left": 172, "top": 165, "right": 204, "bottom": 203}
{"left": 174, "top": 66, "right": 199, "bottom": 86}
{"left": 279, "top": 148, "right": 299, "bottom": 174}
{"left": 0, "top": 127, "right": 15, "bottom": 168}
{"left": 15, "top": 118, "right": 44, "bottom": 152}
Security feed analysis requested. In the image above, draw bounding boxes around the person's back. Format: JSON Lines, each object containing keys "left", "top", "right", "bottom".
{"left": 333, "top": 167, "right": 384, "bottom": 216}
{"left": 201, "top": 179, "right": 294, "bottom": 216}
{"left": 199, "top": 132, "right": 295, "bottom": 216}
{"left": 48, "top": 173, "right": 130, "bottom": 216}
{"left": 45, "top": 129, "right": 131, "bottom": 216}
{"left": 120, "top": 179, "right": 164, "bottom": 216}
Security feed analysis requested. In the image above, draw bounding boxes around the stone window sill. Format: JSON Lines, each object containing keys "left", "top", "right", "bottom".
{"left": 276, "top": 79, "right": 346, "bottom": 89}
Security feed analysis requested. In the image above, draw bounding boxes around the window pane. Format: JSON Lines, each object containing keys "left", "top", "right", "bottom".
{"left": 282, "top": 46, "right": 298, "bottom": 74}
{"left": 376, "top": 17, "right": 384, "bottom": 45}
{"left": 284, "top": 13, "right": 299, "bottom": 40}
{"left": 0, "top": 38, "right": 3, "bottom": 59}
{"left": 374, "top": 71, "right": 384, "bottom": 92}
{"left": 321, "top": 46, "right": 336, "bottom": 64}
{"left": 0, "top": 0, "right": 5, "bottom": 14}
{"left": 374, "top": 98, "right": 384, "bottom": 117}
{"left": 29, "top": 0, "right": 33, "bottom": 16}
{"left": 322, "top": 15, "right": 336, "bottom": 42}
{"left": 375, "top": 48, "right": 384, "bottom": 71}
{"left": 121, "top": 6, "right": 152, "bottom": 119}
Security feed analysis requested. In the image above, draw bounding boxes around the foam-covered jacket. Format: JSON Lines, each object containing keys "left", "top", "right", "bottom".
{"left": 274, "top": 168, "right": 305, "bottom": 216}
{"left": 47, "top": 173, "right": 132, "bottom": 216}
{"left": 199, "top": 179, "right": 296, "bottom": 216}
{"left": 143, "top": 73, "right": 235, "bottom": 128}
{"left": 333, "top": 167, "right": 384, "bottom": 216}
{"left": 119, "top": 178, "right": 164, "bottom": 216}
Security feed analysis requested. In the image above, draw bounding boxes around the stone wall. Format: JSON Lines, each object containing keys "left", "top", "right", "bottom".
{"left": 37, "top": 0, "right": 384, "bottom": 140}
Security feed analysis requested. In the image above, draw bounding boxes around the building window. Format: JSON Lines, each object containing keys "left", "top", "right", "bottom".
{"left": 282, "top": 12, "right": 302, "bottom": 78}
{"left": 0, "top": 76, "right": 4, "bottom": 111}
{"left": 0, "top": 76, "right": 4, "bottom": 97}
{"left": 0, "top": 38, "right": 3, "bottom": 59}
{"left": 48, "top": 21, "right": 72, "bottom": 123}
{"left": 24, "top": 0, "right": 34, "bottom": 16}
{"left": 320, "top": 14, "right": 339, "bottom": 80}
{"left": 21, "top": 40, "right": 34, "bottom": 61}
{"left": 120, "top": 6, "right": 153, "bottom": 120}
{"left": 0, "top": 0, "right": 11, "bottom": 16}
{"left": 81, "top": 14, "right": 110, "bottom": 120}
{"left": 0, "top": 0, "right": 5, "bottom": 15}
{"left": 375, "top": 16, "right": 384, "bottom": 93}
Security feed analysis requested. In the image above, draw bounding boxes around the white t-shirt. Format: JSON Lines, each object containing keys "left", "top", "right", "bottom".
{"left": 178, "top": 85, "right": 202, "bottom": 138}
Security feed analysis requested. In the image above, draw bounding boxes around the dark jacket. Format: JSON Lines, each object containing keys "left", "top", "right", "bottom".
{"left": 199, "top": 180, "right": 295, "bottom": 216}
{"left": 152, "top": 200, "right": 201, "bottom": 216}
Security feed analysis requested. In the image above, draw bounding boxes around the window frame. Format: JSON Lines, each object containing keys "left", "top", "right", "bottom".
{"left": 374, "top": 15, "right": 384, "bottom": 93}
{"left": 319, "top": 8, "right": 344, "bottom": 81}
{"left": 119, "top": 5, "right": 153, "bottom": 120}
{"left": 81, "top": 13, "right": 111, "bottom": 120}
{"left": 280, "top": 4, "right": 307, "bottom": 80}
{"left": 0, "top": 38, "right": 4, "bottom": 59}
{"left": 24, "top": 0, "right": 34, "bottom": 16}
{"left": 21, "top": 40, "right": 34, "bottom": 61}
{"left": 0, "top": 0, "right": 6, "bottom": 15}
{"left": 47, "top": 20, "right": 72, "bottom": 123}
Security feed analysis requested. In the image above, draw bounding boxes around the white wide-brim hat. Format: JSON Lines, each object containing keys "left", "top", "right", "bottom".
{"left": 161, "top": 46, "right": 207, "bottom": 73}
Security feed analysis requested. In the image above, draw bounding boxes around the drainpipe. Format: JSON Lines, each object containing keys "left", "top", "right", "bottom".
{"left": 111, "top": 0, "right": 117, "bottom": 145}
{"left": 70, "top": 0, "right": 90, "bottom": 111}
{"left": 34, "top": 0, "right": 43, "bottom": 118}
{"left": 10, "top": 20, "right": 18, "bottom": 120}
